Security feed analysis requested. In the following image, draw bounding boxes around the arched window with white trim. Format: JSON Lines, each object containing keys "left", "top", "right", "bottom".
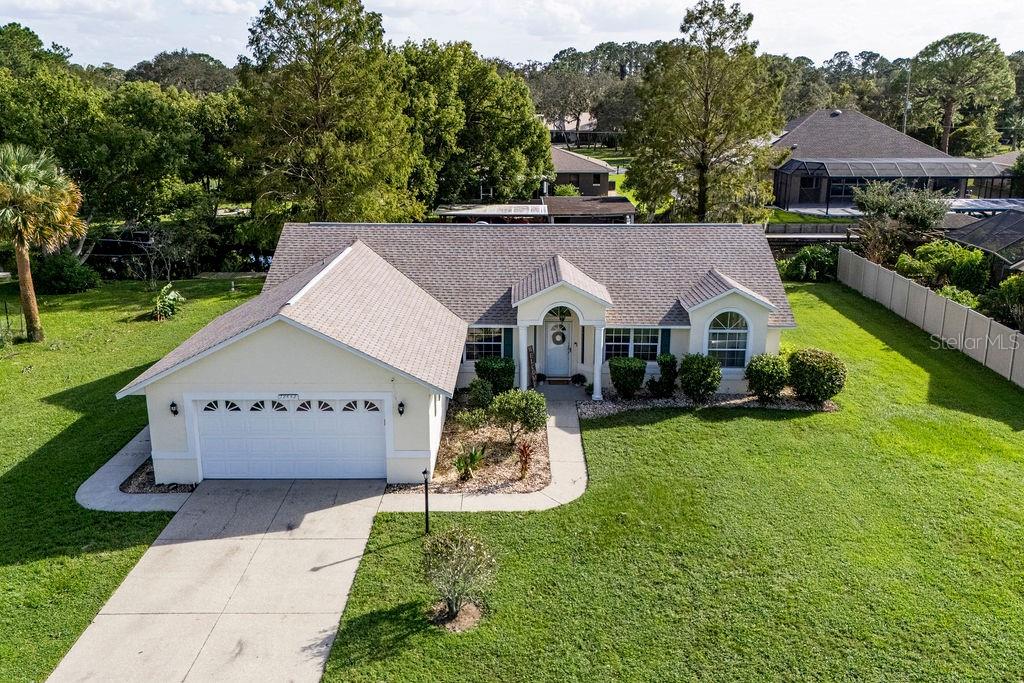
{"left": 707, "top": 312, "right": 749, "bottom": 368}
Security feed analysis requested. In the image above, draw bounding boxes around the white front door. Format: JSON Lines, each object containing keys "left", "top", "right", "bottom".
{"left": 195, "top": 397, "right": 387, "bottom": 479}
{"left": 545, "top": 322, "right": 571, "bottom": 377}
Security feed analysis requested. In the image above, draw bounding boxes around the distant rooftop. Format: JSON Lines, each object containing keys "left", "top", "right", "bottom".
{"left": 774, "top": 109, "right": 948, "bottom": 160}
{"left": 551, "top": 146, "right": 615, "bottom": 174}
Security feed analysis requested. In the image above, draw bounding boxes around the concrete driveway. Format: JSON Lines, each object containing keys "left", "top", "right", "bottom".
{"left": 49, "top": 479, "right": 385, "bottom": 683}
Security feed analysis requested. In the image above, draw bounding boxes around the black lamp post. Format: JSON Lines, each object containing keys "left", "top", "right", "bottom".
{"left": 422, "top": 468, "right": 430, "bottom": 535}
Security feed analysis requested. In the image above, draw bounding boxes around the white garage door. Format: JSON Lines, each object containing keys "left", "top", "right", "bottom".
{"left": 196, "top": 397, "right": 387, "bottom": 479}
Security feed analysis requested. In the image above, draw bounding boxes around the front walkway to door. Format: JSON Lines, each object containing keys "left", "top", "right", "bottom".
{"left": 49, "top": 479, "right": 385, "bottom": 683}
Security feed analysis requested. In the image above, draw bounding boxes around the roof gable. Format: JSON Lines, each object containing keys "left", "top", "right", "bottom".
{"left": 680, "top": 269, "right": 777, "bottom": 312}
{"left": 511, "top": 255, "right": 612, "bottom": 307}
{"left": 775, "top": 109, "right": 948, "bottom": 159}
{"left": 118, "top": 241, "right": 468, "bottom": 398}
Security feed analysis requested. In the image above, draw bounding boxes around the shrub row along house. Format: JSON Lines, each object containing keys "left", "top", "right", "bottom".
{"left": 117, "top": 223, "right": 793, "bottom": 485}
{"left": 772, "top": 109, "right": 1019, "bottom": 214}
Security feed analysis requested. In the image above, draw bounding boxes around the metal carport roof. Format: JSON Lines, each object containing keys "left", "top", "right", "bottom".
{"left": 778, "top": 157, "right": 1011, "bottom": 179}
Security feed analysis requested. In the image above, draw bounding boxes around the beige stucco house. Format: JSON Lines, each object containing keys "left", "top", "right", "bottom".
{"left": 117, "top": 223, "right": 794, "bottom": 486}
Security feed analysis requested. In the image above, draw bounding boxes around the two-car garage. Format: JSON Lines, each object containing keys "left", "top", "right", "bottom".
{"left": 194, "top": 395, "right": 389, "bottom": 479}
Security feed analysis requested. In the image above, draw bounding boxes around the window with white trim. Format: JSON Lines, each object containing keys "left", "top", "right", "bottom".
{"left": 707, "top": 312, "right": 748, "bottom": 368}
{"left": 464, "top": 328, "right": 503, "bottom": 361}
{"left": 604, "top": 328, "right": 660, "bottom": 361}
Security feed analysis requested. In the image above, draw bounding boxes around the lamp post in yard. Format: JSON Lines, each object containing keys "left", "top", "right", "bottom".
{"left": 422, "top": 469, "right": 430, "bottom": 535}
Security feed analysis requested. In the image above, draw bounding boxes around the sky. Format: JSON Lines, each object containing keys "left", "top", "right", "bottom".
{"left": 0, "top": 0, "right": 1022, "bottom": 70}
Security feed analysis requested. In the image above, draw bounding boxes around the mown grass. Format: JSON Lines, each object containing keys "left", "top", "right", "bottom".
{"left": 326, "top": 282, "right": 1024, "bottom": 682}
{"left": 0, "top": 278, "right": 260, "bottom": 681}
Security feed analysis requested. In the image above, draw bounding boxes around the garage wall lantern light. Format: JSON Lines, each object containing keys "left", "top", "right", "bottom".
{"left": 169, "top": 401, "right": 179, "bottom": 416}
{"left": 397, "top": 401, "right": 405, "bottom": 416}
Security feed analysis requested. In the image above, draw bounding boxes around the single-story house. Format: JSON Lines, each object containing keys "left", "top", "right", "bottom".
{"left": 117, "top": 223, "right": 793, "bottom": 485}
{"left": 549, "top": 147, "right": 615, "bottom": 196}
{"left": 773, "top": 109, "right": 1018, "bottom": 213}
{"left": 436, "top": 196, "right": 635, "bottom": 224}
{"left": 947, "top": 209, "right": 1024, "bottom": 278}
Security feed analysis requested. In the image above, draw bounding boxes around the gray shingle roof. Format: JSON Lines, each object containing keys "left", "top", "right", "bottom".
{"left": 511, "top": 255, "right": 612, "bottom": 306}
{"left": 119, "top": 240, "right": 468, "bottom": 397}
{"left": 774, "top": 109, "right": 948, "bottom": 159}
{"left": 551, "top": 147, "right": 614, "bottom": 173}
{"left": 266, "top": 223, "right": 795, "bottom": 328}
{"left": 541, "top": 195, "right": 635, "bottom": 216}
{"left": 680, "top": 269, "right": 776, "bottom": 311}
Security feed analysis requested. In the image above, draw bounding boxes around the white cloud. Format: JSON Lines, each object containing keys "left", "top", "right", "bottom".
{"left": 0, "top": 0, "right": 155, "bottom": 20}
{"left": 182, "top": 0, "right": 259, "bottom": 16}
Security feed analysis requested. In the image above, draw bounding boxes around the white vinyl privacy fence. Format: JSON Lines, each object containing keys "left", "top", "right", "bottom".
{"left": 837, "top": 248, "right": 1024, "bottom": 389}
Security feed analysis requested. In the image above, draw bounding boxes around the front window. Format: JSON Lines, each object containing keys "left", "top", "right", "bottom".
{"left": 464, "top": 328, "right": 503, "bottom": 361}
{"left": 604, "top": 328, "right": 660, "bottom": 361}
{"left": 707, "top": 312, "right": 748, "bottom": 368}
{"left": 592, "top": 173, "right": 601, "bottom": 186}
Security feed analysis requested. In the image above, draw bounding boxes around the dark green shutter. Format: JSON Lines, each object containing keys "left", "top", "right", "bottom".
{"left": 660, "top": 328, "right": 671, "bottom": 355}
{"left": 503, "top": 328, "right": 513, "bottom": 358}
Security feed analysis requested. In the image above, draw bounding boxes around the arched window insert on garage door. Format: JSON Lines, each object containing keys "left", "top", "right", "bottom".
{"left": 202, "top": 400, "right": 219, "bottom": 412}
{"left": 272, "top": 400, "right": 288, "bottom": 412}
{"left": 707, "top": 312, "right": 749, "bottom": 368}
{"left": 342, "top": 400, "right": 358, "bottom": 412}
{"left": 224, "top": 400, "right": 241, "bottom": 412}
{"left": 318, "top": 400, "right": 334, "bottom": 412}
{"left": 363, "top": 401, "right": 380, "bottom": 412}
{"left": 249, "top": 400, "right": 265, "bottom": 412}
{"left": 297, "top": 400, "right": 312, "bottom": 412}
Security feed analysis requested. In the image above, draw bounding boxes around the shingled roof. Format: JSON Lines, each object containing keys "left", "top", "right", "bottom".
{"left": 551, "top": 146, "right": 615, "bottom": 174}
{"left": 511, "top": 255, "right": 612, "bottom": 307}
{"left": 774, "top": 109, "right": 948, "bottom": 159}
{"left": 118, "top": 240, "right": 468, "bottom": 397}
{"left": 680, "top": 269, "right": 776, "bottom": 311}
{"left": 265, "top": 223, "right": 795, "bottom": 328}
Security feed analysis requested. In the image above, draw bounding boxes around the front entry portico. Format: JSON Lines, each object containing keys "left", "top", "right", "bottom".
{"left": 510, "top": 255, "right": 612, "bottom": 400}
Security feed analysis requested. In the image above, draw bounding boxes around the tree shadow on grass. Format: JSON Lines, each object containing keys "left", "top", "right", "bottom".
{"left": 0, "top": 365, "right": 169, "bottom": 568}
{"left": 326, "top": 601, "right": 432, "bottom": 672}
{"left": 799, "top": 284, "right": 1024, "bottom": 432}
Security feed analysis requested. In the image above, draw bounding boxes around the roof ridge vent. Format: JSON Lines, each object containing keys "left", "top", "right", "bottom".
{"left": 830, "top": 109, "right": 843, "bottom": 117}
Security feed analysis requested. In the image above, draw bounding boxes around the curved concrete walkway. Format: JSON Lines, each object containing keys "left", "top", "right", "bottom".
{"left": 78, "top": 398, "right": 588, "bottom": 515}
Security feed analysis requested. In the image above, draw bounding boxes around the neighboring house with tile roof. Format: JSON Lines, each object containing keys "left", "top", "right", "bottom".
{"left": 119, "top": 223, "right": 792, "bottom": 486}
{"left": 772, "top": 109, "right": 1019, "bottom": 213}
{"left": 550, "top": 147, "right": 616, "bottom": 196}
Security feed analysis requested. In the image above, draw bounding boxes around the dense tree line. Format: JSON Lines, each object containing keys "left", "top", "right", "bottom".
{"left": 525, "top": 28, "right": 1023, "bottom": 158}
{"left": 0, "top": 0, "right": 552, "bottom": 280}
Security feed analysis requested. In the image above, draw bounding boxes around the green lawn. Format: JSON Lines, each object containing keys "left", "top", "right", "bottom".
{"left": 768, "top": 208, "right": 855, "bottom": 224}
{"left": 564, "top": 145, "right": 632, "bottom": 169}
{"left": 326, "top": 282, "right": 1024, "bottom": 682}
{"left": 0, "top": 278, "right": 261, "bottom": 681}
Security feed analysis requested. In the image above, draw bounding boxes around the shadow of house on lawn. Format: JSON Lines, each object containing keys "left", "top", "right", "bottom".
{"left": 0, "top": 365, "right": 171, "bottom": 568}
{"left": 799, "top": 283, "right": 1024, "bottom": 432}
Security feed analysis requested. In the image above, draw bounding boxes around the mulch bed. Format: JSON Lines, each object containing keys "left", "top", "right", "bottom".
{"left": 579, "top": 387, "right": 836, "bottom": 419}
{"left": 428, "top": 601, "right": 484, "bottom": 632}
{"left": 387, "top": 413, "right": 550, "bottom": 495}
{"left": 119, "top": 458, "right": 198, "bottom": 494}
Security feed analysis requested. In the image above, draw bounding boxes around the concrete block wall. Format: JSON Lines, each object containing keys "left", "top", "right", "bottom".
{"left": 837, "top": 249, "right": 1024, "bottom": 391}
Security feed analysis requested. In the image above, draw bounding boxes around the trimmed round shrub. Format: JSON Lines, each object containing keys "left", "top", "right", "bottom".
{"left": 475, "top": 356, "right": 515, "bottom": 394}
{"left": 646, "top": 353, "right": 679, "bottom": 398}
{"left": 34, "top": 252, "right": 100, "bottom": 294}
{"left": 788, "top": 348, "right": 846, "bottom": 405}
{"left": 781, "top": 245, "right": 838, "bottom": 282}
{"left": 489, "top": 389, "right": 547, "bottom": 448}
{"left": 608, "top": 356, "right": 646, "bottom": 399}
{"left": 744, "top": 354, "right": 789, "bottom": 403}
{"left": 678, "top": 354, "right": 722, "bottom": 405}
{"left": 467, "top": 378, "right": 494, "bottom": 409}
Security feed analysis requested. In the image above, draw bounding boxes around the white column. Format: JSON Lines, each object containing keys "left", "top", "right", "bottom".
{"left": 592, "top": 325, "right": 605, "bottom": 400}
{"left": 518, "top": 324, "right": 529, "bottom": 389}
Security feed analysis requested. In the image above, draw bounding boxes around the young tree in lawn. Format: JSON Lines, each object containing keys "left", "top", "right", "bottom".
{"left": 626, "top": 0, "right": 783, "bottom": 222}
{"left": 242, "top": 0, "right": 422, "bottom": 223}
{"left": 0, "top": 144, "right": 86, "bottom": 342}
{"left": 913, "top": 33, "right": 1014, "bottom": 154}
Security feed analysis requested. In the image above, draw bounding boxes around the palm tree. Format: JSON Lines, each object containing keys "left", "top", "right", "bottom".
{"left": 0, "top": 144, "right": 86, "bottom": 342}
